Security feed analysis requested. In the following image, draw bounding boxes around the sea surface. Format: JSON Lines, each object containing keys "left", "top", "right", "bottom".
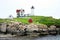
{"left": 0, "top": 35, "right": 60, "bottom": 40}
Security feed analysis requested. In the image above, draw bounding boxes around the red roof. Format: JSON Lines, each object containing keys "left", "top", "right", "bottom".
{"left": 16, "top": 9, "right": 21, "bottom": 13}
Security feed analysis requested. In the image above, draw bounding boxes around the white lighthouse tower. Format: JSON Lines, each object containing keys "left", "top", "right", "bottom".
{"left": 31, "top": 6, "right": 35, "bottom": 16}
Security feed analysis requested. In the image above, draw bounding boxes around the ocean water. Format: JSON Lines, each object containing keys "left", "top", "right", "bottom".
{"left": 0, "top": 35, "right": 60, "bottom": 40}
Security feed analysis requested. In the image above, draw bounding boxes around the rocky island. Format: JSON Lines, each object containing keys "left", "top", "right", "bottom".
{"left": 0, "top": 16, "right": 60, "bottom": 37}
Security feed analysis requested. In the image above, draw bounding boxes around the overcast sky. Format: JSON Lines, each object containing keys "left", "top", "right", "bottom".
{"left": 0, "top": 0, "right": 60, "bottom": 19}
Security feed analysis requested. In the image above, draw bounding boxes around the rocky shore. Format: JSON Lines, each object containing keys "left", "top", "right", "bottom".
{"left": 0, "top": 21, "right": 60, "bottom": 37}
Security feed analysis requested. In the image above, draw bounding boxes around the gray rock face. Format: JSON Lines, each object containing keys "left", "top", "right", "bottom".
{"left": 0, "top": 22, "right": 57, "bottom": 36}
{"left": 37, "top": 24, "right": 48, "bottom": 31}
{"left": 6, "top": 23, "right": 19, "bottom": 34}
{"left": 49, "top": 25, "right": 56, "bottom": 30}
{"left": 26, "top": 23, "right": 38, "bottom": 32}
{"left": 0, "top": 23, "right": 7, "bottom": 32}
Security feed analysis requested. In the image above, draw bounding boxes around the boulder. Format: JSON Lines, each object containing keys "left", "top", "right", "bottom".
{"left": 49, "top": 25, "right": 56, "bottom": 30}
{"left": 6, "top": 22, "right": 20, "bottom": 34}
{"left": 18, "top": 25, "right": 26, "bottom": 31}
{"left": 26, "top": 23, "right": 38, "bottom": 32}
{"left": 0, "top": 23, "right": 7, "bottom": 32}
{"left": 37, "top": 24, "right": 48, "bottom": 31}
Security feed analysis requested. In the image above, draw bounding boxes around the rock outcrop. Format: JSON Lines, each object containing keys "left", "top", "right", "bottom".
{"left": 0, "top": 21, "right": 57, "bottom": 36}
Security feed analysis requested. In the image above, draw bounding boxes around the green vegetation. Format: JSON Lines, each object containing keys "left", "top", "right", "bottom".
{"left": 0, "top": 16, "right": 60, "bottom": 27}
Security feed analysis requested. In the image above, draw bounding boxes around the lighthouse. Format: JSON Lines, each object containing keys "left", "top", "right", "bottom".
{"left": 31, "top": 6, "right": 35, "bottom": 16}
